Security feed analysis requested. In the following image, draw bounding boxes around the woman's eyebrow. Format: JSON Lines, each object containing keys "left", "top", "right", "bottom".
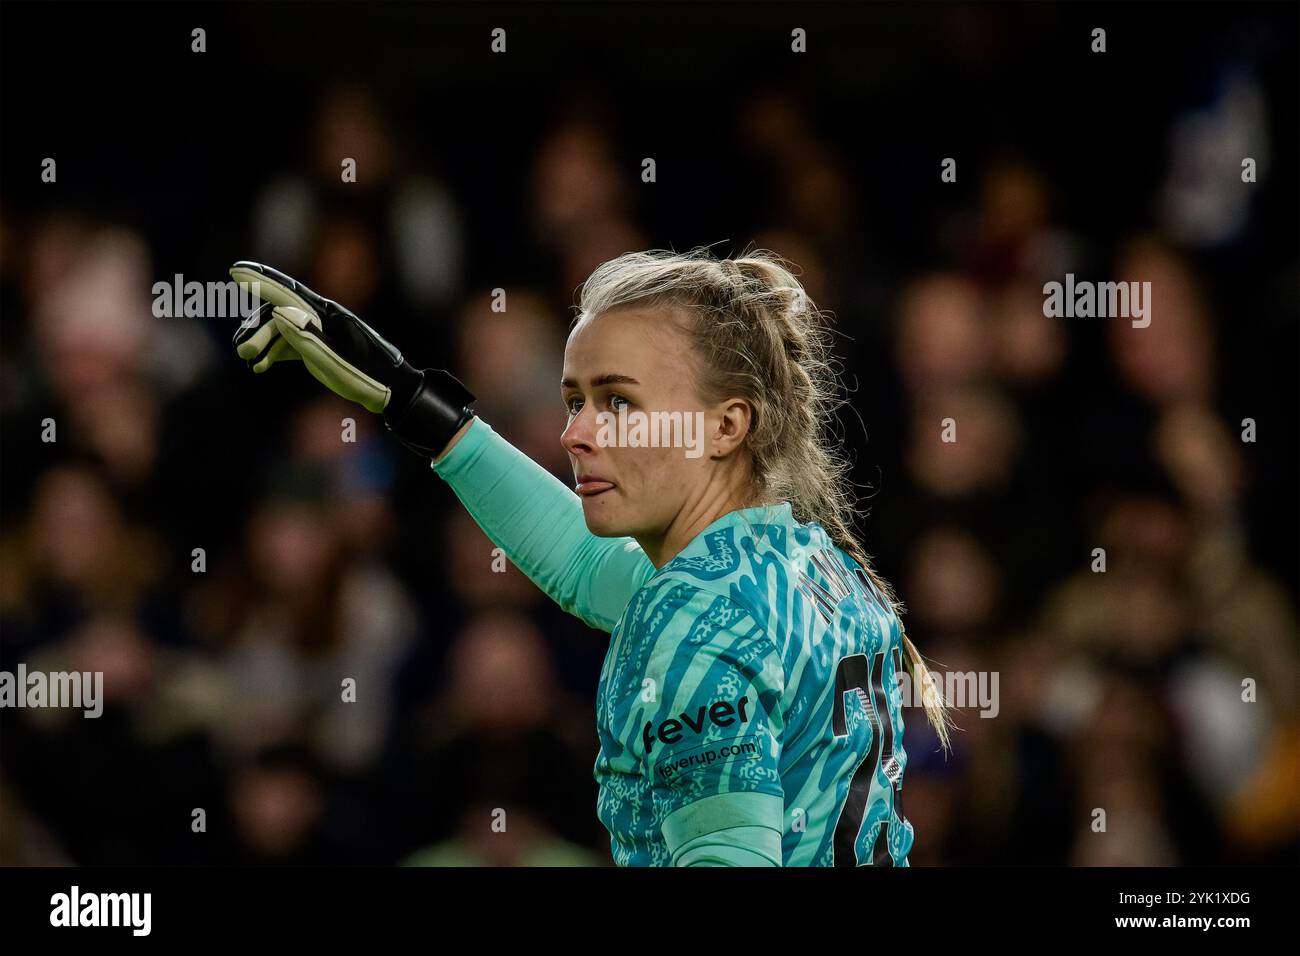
{"left": 560, "top": 373, "right": 641, "bottom": 388}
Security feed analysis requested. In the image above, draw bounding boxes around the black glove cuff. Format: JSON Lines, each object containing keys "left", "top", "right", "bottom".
{"left": 382, "top": 367, "right": 477, "bottom": 459}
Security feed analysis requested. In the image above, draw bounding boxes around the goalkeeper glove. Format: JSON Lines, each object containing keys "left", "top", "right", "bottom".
{"left": 230, "top": 261, "right": 476, "bottom": 458}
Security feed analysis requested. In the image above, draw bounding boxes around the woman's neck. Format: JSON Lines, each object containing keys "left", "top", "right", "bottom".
{"left": 639, "top": 484, "right": 767, "bottom": 568}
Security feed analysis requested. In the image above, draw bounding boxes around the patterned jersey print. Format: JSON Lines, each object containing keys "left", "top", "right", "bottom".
{"left": 593, "top": 502, "right": 914, "bottom": 866}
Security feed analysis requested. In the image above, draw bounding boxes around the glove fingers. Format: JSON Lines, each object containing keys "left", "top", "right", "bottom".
{"left": 272, "top": 304, "right": 323, "bottom": 335}
{"left": 251, "top": 335, "right": 301, "bottom": 373}
{"left": 273, "top": 306, "right": 391, "bottom": 413}
{"left": 235, "top": 313, "right": 281, "bottom": 360}
{"left": 235, "top": 302, "right": 302, "bottom": 371}
{"left": 230, "top": 263, "right": 319, "bottom": 315}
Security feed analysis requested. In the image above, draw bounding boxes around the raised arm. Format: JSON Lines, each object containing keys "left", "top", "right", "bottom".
{"left": 432, "top": 417, "right": 653, "bottom": 632}
{"left": 230, "top": 261, "right": 654, "bottom": 633}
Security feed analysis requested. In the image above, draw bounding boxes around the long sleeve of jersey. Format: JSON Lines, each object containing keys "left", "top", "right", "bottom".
{"left": 429, "top": 417, "right": 656, "bottom": 633}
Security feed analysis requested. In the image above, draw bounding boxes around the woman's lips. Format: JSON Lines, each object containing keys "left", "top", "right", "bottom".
{"left": 576, "top": 481, "right": 615, "bottom": 496}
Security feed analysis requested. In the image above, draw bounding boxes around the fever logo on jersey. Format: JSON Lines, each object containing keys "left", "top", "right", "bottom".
{"left": 643, "top": 695, "right": 763, "bottom": 787}
{"left": 641, "top": 695, "right": 752, "bottom": 753}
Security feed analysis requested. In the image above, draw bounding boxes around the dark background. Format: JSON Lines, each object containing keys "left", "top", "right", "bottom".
{"left": 1, "top": 1, "right": 1296, "bottom": 866}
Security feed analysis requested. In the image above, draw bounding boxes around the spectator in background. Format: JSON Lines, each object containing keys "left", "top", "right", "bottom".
{"left": 251, "top": 83, "right": 466, "bottom": 318}
{"left": 398, "top": 610, "right": 605, "bottom": 865}
{"left": 188, "top": 478, "right": 419, "bottom": 778}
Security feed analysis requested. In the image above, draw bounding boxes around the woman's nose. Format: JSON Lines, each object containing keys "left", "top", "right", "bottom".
{"left": 561, "top": 405, "right": 597, "bottom": 454}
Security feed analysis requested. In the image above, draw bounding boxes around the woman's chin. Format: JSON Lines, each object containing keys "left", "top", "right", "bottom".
{"left": 581, "top": 499, "right": 627, "bottom": 537}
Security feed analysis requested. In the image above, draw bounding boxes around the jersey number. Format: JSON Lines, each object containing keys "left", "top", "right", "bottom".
{"left": 831, "top": 647, "right": 905, "bottom": 866}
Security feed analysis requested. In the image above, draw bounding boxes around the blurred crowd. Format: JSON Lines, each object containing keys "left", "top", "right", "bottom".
{"left": 2, "top": 56, "right": 1297, "bottom": 865}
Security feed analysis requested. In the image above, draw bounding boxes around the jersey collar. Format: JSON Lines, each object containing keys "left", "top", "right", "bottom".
{"left": 658, "top": 500, "right": 796, "bottom": 573}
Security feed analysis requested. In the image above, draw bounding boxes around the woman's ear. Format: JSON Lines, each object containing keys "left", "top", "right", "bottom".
{"left": 712, "top": 398, "right": 754, "bottom": 458}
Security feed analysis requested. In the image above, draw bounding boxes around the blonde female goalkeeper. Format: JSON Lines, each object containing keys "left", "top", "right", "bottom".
{"left": 231, "top": 247, "right": 952, "bottom": 866}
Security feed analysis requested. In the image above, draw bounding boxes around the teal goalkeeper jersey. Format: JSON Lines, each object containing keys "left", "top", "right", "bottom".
{"left": 594, "top": 502, "right": 913, "bottom": 867}
{"left": 433, "top": 418, "right": 913, "bottom": 867}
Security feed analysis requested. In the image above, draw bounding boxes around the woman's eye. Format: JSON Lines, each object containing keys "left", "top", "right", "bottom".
{"left": 566, "top": 394, "right": 629, "bottom": 414}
